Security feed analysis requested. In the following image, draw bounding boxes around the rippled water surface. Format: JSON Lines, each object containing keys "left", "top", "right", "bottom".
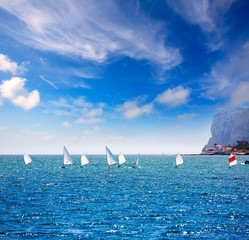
{"left": 0, "top": 154, "right": 249, "bottom": 239}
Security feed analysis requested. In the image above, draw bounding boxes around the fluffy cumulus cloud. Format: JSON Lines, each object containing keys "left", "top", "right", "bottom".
{"left": 155, "top": 86, "right": 191, "bottom": 107}
{"left": 0, "top": 53, "right": 18, "bottom": 74}
{"left": 0, "top": 0, "right": 182, "bottom": 70}
{"left": 0, "top": 77, "right": 40, "bottom": 110}
{"left": 118, "top": 100, "right": 153, "bottom": 119}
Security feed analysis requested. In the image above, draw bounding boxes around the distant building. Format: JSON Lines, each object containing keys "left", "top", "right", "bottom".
{"left": 222, "top": 146, "right": 232, "bottom": 152}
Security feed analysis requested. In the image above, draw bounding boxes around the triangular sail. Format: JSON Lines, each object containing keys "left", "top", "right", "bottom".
{"left": 24, "top": 153, "right": 32, "bottom": 165}
{"left": 63, "top": 146, "right": 73, "bottom": 165}
{"left": 81, "top": 154, "right": 89, "bottom": 166}
{"left": 106, "top": 146, "right": 117, "bottom": 165}
{"left": 118, "top": 153, "right": 126, "bottom": 165}
{"left": 136, "top": 156, "right": 139, "bottom": 166}
{"left": 229, "top": 153, "right": 237, "bottom": 167}
{"left": 176, "top": 153, "right": 183, "bottom": 166}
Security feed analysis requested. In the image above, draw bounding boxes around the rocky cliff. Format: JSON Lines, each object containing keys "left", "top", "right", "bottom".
{"left": 205, "top": 108, "right": 249, "bottom": 148}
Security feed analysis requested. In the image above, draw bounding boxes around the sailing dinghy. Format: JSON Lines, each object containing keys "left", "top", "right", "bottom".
{"left": 106, "top": 146, "right": 117, "bottom": 168}
{"left": 81, "top": 154, "right": 89, "bottom": 167}
{"left": 24, "top": 153, "right": 32, "bottom": 167}
{"left": 62, "top": 146, "right": 73, "bottom": 168}
{"left": 118, "top": 152, "right": 126, "bottom": 167}
{"left": 132, "top": 154, "right": 140, "bottom": 168}
{"left": 229, "top": 153, "right": 237, "bottom": 167}
{"left": 176, "top": 153, "right": 183, "bottom": 167}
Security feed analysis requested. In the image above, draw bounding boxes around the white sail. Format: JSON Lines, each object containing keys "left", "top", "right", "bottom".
{"left": 118, "top": 153, "right": 126, "bottom": 165}
{"left": 176, "top": 153, "right": 183, "bottom": 166}
{"left": 63, "top": 146, "right": 73, "bottom": 165}
{"left": 136, "top": 156, "right": 139, "bottom": 166}
{"left": 81, "top": 154, "right": 89, "bottom": 166}
{"left": 106, "top": 146, "right": 117, "bottom": 166}
{"left": 24, "top": 153, "right": 32, "bottom": 165}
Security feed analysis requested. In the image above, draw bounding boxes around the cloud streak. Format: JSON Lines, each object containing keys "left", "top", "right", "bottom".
{"left": 167, "top": 0, "right": 237, "bottom": 50}
{"left": 203, "top": 41, "right": 249, "bottom": 105}
{"left": 0, "top": 0, "right": 182, "bottom": 70}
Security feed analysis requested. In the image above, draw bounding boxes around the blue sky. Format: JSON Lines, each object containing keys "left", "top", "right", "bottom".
{"left": 0, "top": 0, "right": 249, "bottom": 154}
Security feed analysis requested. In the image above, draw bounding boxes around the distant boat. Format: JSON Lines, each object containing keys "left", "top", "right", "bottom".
{"left": 118, "top": 152, "right": 126, "bottom": 167}
{"left": 62, "top": 146, "right": 73, "bottom": 168}
{"left": 132, "top": 154, "right": 140, "bottom": 168}
{"left": 106, "top": 146, "right": 117, "bottom": 168}
{"left": 175, "top": 153, "right": 183, "bottom": 167}
{"left": 24, "top": 153, "right": 32, "bottom": 167}
{"left": 81, "top": 154, "right": 89, "bottom": 167}
{"left": 229, "top": 153, "right": 237, "bottom": 167}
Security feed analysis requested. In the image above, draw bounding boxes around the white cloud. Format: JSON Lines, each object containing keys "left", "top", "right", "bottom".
{"left": 230, "top": 82, "right": 249, "bottom": 106}
{"left": 75, "top": 117, "right": 104, "bottom": 124}
{"left": 0, "top": 53, "right": 18, "bottom": 74}
{"left": 62, "top": 121, "right": 72, "bottom": 128}
{"left": 177, "top": 113, "right": 197, "bottom": 120}
{"left": 0, "top": 77, "right": 40, "bottom": 110}
{"left": 0, "top": 126, "right": 8, "bottom": 130}
{"left": 21, "top": 128, "right": 56, "bottom": 140}
{"left": 155, "top": 86, "right": 191, "bottom": 107}
{"left": 40, "top": 75, "right": 58, "bottom": 89}
{"left": 45, "top": 96, "right": 106, "bottom": 123}
{"left": 0, "top": 0, "right": 182, "bottom": 70}
{"left": 167, "top": 0, "right": 237, "bottom": 50}
{"left": 82, "top": 103, "right": 105, "bottom": 118}
{"left": 118, "top": 100, "right": 153, "bottom": 119}
{"left": 202, "top": 41, "right": 249, "bottom": 103}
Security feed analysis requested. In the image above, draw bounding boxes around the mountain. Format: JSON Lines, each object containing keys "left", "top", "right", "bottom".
{"left": 205, "top": 108, "right": 249, "bottom": 148}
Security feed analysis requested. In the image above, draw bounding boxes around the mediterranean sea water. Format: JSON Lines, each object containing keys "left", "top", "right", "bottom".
{"left": 0, "top": 154, "right": 248, "bottom": 239}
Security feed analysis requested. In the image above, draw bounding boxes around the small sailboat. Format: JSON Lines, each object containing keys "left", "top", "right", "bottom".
{"left": 106, "top": 146, "right": 117, "bottom": 168}
{"left": 61, "top": 146, "right": 73, "bottom": 168}
{"left": 80, "top": 154, "right": 89, "bottom": 167}
{"left": 24, "top": 153, "right": 32, "bottom": 167}
{"left": 175, "top": 153, "right": 183, "bottom": 167}
{"left": 118, "top": 152, "right": 126, "bottom": 168}
{"left": 229, "top": 153, "right": 237, "bottom": 167}
{"left": 132, "top": 154, "right": 140, "bottom": 168}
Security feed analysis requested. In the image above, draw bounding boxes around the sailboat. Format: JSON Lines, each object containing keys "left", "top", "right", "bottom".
{"left": 132, "top": 154, "right": 140, "bottom": 168}
{"left": 118, "top": 152, "right": 126, "bottom": 167}
{"left": 229, "top": 153, "right": 237, "bottom": 167}
{"left": 106, "top": 146, "right": 117, "bottom": 168}
{"left": 175, "top": 153, "right": 183, "bottom": 167}
{"left": 24, "top": 153, "right": 32, "bottom": 167}
{"left": 80, "top": 154, "right": 89, "bottom": 167}
{"left": 61, "top": 146, "right": 73, "bottom": 168}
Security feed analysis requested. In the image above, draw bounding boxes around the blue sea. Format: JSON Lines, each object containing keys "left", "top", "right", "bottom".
{"left": 0, "top": 154, "right": 248, "bottom": 239}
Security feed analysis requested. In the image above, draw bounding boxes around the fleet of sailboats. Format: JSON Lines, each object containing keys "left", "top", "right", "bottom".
{"left": 22, "top": 148, "right": 243, "bottom": 169}
{"left": 24, "top": 153, "right": 32, "bottom": 167}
